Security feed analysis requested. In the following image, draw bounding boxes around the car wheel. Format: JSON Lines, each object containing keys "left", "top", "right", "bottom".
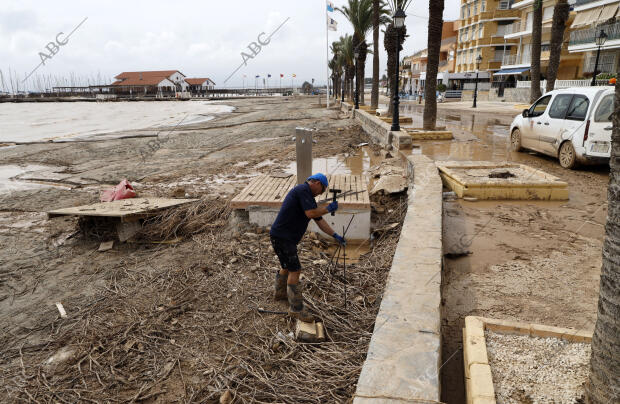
{"left": 510, "top": 129, "right": 523, "bottom": 152}
{"left": 559, "top": 141, "right": 577, "bottom": 169}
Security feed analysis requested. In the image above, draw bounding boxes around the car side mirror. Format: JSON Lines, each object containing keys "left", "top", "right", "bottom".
{"left": 522, "top": 109, "right": 529, "bottom": 118}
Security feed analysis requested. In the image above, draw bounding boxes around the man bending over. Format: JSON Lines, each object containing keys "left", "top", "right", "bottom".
{"left": 270, "top": 173, "right": 346, "bottom": 321}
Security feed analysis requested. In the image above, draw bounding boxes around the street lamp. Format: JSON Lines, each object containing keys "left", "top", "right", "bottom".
{"left": 391, "top": 7, "right": 406, "bottom": 132}
{"left": 473, "top": 54, "right": 483, "bottom": 108}
{"left": 591, "top": 29, "right": 608, "bottom": 86}
{"left": 354, "top": 48, "right": 360, "bottom": 109}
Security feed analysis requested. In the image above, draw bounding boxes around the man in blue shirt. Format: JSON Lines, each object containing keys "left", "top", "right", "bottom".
{"left": 270, "top": 173, "right": 346, "bottom": 321}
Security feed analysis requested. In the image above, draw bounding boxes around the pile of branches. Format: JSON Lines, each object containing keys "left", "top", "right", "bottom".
{"left": 0, "top": 194, "right": 407, "bottom": 403}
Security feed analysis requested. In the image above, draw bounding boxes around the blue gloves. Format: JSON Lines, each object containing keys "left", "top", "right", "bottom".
{"left": 327, "top": 201, "right": 339, "bottom": 213}
{"left": 333, "top": 233, "right": 346, "bottom": 245}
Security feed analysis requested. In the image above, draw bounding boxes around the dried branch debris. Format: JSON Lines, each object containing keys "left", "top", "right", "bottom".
{"left": 0, "top": 194, "right": 407, "bottom": 403}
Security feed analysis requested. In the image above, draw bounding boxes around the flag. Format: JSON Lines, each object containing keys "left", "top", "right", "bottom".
{"left": 327, "top": 16, "right": 338, "bottom": 31}
{"left": 327, "top": 1, "right": 334, "bottom": 12}
{"left": 280, "top": 74, "right": 284, "bottom": 78}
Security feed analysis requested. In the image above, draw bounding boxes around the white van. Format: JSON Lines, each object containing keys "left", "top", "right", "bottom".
{"left": 509, "top": 87, "right": 614, "bottom": 169}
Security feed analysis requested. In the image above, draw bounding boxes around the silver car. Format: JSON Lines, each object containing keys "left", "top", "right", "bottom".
{"left": 509, "top": 87, "right": 614, "bottom": 169}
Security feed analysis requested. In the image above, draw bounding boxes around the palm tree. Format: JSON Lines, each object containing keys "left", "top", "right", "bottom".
{"left": 338, "top": 0, "right": 390, "bottom": 105}
{"left": 384, "top": 0, "right": 412, "bottom": 115}
{"left": 530, "top": 0, "right": 543, "bottom": 102}
{"left": 546, "top": 0, "right": 570, "bottom": 93}
{"left": 586, "top": 80, "right": 620, "bottom": 404}
{"left": 339, "top": 34, "right": 356, "bottom": 101}
{"left": 330, "top": 40, "right": 344, "bottom": 99}
{"left": 371, "top": 0, "right": 380, "bottom": 109}
{"left": 423, "top": 0, "right": 445, "bottom": 130}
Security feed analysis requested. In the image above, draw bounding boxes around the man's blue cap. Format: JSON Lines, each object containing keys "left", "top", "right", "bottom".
{"left": 307, "top": 173, "right": 328, "bottom": 188}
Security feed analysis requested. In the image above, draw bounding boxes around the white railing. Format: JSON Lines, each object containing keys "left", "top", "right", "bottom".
{"left": 503, "top": 54, "right": 531, "bottom": 66}
{"left": 516, "top": 79, "right": 609, "bottom": 89}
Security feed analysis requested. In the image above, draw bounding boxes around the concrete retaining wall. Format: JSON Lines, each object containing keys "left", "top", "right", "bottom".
{"left": 353, "top": 154, "right": 443, "bottom": 403}
{"left": 461, "top": 88, "right": 531, "bottom": 104}
{"left": 339, "top": 101, "right": 412, "bottom": 150}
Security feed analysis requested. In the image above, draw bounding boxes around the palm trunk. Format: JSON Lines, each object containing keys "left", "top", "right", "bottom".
{"left": 530, "top": 0, "right": 543, "bottom": 102}
{"left": 384, "top": 24, "right": 406, "bottom": 115}
{"left": 359, "top": 41, "right": 368, "bottom": 105}
{"left": 546, "top": 0, "right": 570, "bottom": 93}
{"left": 586, "top": 80, "right": 620, "bottom": 404}
{"left": 371, "top": 0, "right": 380, "bottom": 109}
{"left": 423, "top": 0, "right": 445, "bottom": 130}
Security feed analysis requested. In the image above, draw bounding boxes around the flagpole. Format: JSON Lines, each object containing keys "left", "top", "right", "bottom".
{"left": 325, "top": 3, "right": 330, "bottom": 108}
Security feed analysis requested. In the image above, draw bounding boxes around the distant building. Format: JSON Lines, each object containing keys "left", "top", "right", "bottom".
{"left": 495, "top": 0, "right": 582, "bottom": 82}
{"left": 568, "top": 0, "right": 619, "bottom": 76}
{"left": 111, "top": 70, "right": 189, "bottom": 96}
{"left": 185, "top": 78, "right": 216, "bottom": 94}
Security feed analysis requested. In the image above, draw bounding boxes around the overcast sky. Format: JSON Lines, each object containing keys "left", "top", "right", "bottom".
{"left": 1, "top": 0, "right": 460, "bottom": 90}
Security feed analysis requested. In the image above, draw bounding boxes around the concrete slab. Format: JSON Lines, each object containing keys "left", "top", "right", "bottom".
{"left": 436, "top": 161, "right": 569, "bottom": 200}
{"left": 353, "top": 153, "right": 443, "bottom": 403}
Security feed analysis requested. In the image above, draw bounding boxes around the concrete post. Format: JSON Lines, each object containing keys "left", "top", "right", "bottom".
{"left": 295, "top": 127, "right": 313, "bottom": 184}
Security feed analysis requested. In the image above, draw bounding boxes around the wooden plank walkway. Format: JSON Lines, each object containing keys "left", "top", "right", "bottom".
{"left": 48, "top": 198, "right": 199, "bottom": 221}
{"left": 231, "top": 174, "right": 370, "bottom": 210}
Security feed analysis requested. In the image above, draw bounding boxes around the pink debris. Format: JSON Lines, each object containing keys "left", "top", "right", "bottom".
{"left": 100, "top": 179, "right": 136, "bottom": 202}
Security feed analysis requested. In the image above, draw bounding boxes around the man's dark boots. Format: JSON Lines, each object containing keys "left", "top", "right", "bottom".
{"left": 274, "top": 272, "right": 288, "bottom": 301}
{"left": 287, "top": 283, "right": 314, "bottom": 322}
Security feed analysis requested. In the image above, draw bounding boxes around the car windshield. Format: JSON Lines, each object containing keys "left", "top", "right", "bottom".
{"left": 594, "top": 94, "right": 614, "bottom": 122}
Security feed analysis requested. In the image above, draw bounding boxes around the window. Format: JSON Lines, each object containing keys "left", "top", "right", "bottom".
{"left": 594, "top": 94, "right": 614, "bottom": 123}
{"left": 543, "top": 6, "right": 553, "bottom": 21}
{"left": 481, "top": 1, "right": 486, "bottom": 12}
{"left": 528, "top": 95, "right": 552, "bottom": 117}
{"left": 549, "top": 94, "right": 573, "bottom": 119}
{"left": 479, "top": 23, "right": 484, "bottom": 38}
{"left": 472, "top": 25, "right": 477, "bottom": 39}
{"left": 566, "top": 95, "right": 590, "bottom": 121}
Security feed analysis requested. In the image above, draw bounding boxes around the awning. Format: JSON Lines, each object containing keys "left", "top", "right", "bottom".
{"left": 493, "top": 67, "right": 530, "bottom": 76}
{"left": 573, "top": 7, "right": 604, "bottom": 28}
{"left": 599, "top": 2, "right": 619, "bottom": 21}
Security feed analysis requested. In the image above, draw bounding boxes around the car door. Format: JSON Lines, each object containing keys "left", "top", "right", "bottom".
{"left": 586, "top": 91, "right": 614, "bottom": 158}
{"left": 521, "top": 94, "right": 552, "bottom": 150}
{"left": 537, "top": 93, "right": 574, "bottom": 155}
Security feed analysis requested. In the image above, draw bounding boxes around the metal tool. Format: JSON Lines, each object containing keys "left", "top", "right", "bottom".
{"left": 328, "top": 188, "right": 342, "bottom": 216}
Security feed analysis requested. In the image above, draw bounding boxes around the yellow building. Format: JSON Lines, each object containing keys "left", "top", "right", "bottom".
{"left": 495, "top": 0, "right": 583, "bottom": 81}
{"left": 455, "top": 0, "right": 521, "bottom": 78}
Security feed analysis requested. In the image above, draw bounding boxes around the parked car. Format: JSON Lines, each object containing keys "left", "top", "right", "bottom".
{"left": 509, "top": 87, "right": 614, "bottom": 169}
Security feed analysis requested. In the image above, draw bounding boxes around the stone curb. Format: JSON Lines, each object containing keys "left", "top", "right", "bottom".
{"left": 463, "top": 316, "right": 593, "bottom": 404}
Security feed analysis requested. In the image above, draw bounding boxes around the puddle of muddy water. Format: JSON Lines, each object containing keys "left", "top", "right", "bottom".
{"left": 0, "top": 165, "right": 68, "bottom": 193}
{"left": 286, "top": 146, "right": 384, "bottom": 177}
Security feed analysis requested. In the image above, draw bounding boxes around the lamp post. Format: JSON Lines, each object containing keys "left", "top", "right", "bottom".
{"left": 391, "top": 7, "right": 406, "bottom": 132}
{"left": 354, "top": 48, "right": 360, "bottom": 109}
{"left": 473, "top": 54, "right": 482, "bottom": 108}
{"left": 591, "top": 29, "right": 608, "bottom": 87}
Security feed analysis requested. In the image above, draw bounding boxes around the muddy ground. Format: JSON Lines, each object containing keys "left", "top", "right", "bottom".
{"left": 395, "top": 107, "right": 607, "bottom": 404}
{"left": 0, "top": 96, "right": 410, "bottom": 403}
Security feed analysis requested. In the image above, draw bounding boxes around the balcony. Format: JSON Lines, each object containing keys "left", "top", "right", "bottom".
{"left": 503, "top": 53, "right": 531, "bottom": 66}
{"left": 569, "top": 21, "right": 620, "bottom": 47}
{"left": 574, "top": 0, "right": 599, "bottom": 5}
{"left": 504, "top": 21, "right": 532, "bottom": 37}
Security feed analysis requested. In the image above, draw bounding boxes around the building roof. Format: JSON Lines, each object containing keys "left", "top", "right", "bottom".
{"left": 114, "top": 70, "right": 182, "bottom": 79}
{"left": 185, "top": 78, "right": 215, "bottom": 85}
{"left": 112, "top": 77, "right": 174, "bottom": 86}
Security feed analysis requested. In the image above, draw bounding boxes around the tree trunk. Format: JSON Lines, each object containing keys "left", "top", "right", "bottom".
{"left": 586, "top": 80, "right": 620, "bottom": 404}
{"left": 423, "top": 0, "right": 445, "bottom": 130}
{"left": 384, "top": 24, "right": 406, "bottom": 115}
{"left": 546, "top": 0, "right": 570, "bottom": 93}
{"left": 358, "top": 41, "right": 368, "bottom": 105}
{"left": 371, "top": 0, "right": 380, "bottom": 109}
{"left": 530, "top": 0, "right": 543, "bottom": 102}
